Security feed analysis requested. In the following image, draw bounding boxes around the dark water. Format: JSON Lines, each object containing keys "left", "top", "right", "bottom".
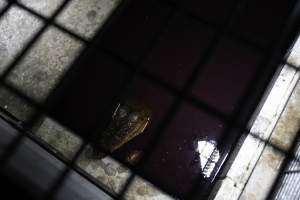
{"left": 48, "top": 0, "right": 295, "bottom": 198}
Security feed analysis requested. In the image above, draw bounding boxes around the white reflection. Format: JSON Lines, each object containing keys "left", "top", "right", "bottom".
{"left": 196, "top": 140, "right": 220, "bottom": 178}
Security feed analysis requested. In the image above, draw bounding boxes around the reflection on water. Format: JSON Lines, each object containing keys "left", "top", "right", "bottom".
{"left": 196, "top": 140, "right": 220, "bottom": 178}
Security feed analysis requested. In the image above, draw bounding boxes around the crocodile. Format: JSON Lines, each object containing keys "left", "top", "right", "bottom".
{"left": 89, "top": 100, "right": 151, "bottom": 164}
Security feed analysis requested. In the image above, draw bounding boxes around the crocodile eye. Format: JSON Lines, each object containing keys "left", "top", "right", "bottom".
{"left": 118, "top": 107, "right": 128, "bottom": 118}
{"left": 129, "top": 113, "right": 139, "bottom": 122}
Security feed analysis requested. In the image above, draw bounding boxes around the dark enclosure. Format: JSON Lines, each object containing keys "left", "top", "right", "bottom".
{"left": 0, "top": 0, "right": 299, "bottom": 199}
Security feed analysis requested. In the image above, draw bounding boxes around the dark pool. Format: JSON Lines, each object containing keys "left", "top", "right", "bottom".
{"left": 48, "top": 0, "right": 295, "bottom": 198}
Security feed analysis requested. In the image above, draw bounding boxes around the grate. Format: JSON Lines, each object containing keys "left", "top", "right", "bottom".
{"left": 0, "top": 0, "right": 299, "bottom": 199}
{"left": 268, "top": 128, "right": 300, "bottom": 200}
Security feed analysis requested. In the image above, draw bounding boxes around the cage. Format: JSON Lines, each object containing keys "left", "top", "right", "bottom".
{"left": 0, "top": 0, "right": 299, "bottom": 199}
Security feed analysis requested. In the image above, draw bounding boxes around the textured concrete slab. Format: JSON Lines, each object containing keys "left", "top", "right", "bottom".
{"left": 19, "top": 0, "right": 64, "bottom": 17}
{"left": 240, "top": 77, "right": 300, "bottom": 200}
{"left": 124, "top": 177, "right": 174, "bottom": 200}
{"left": 0, "top": 6, "right": 42, "bottom": 120}
{"left": 270, "top": 79, "right": 300, "bottom": 151}
{"left": 239, "top": 146, "right": 285, "bottom": 200}
{"left": 56, "top": 0, "right": 121, "bottom": 39}
{"left": 211, "top": 64, "right": 300, "bottom": 200}
{"left": 210, "top": 177, "right": 242, "bottom": 200}
{"left": 36, "top": 118, "right": 83, "bottom": 159}
{"left": 288, "top": 36, "right": 300, "bottom": 68}
{"left": 7, "top": 27, "right": 83, "bottom": 101}
{"left": 76, "top": 146, "right": 132, "bottom": 194}
{"left": 36, "top": 117, "right": 174, "bottom": 199}
{"left": 238, "top": 73, "right": 300, "bottom": 200}
{"left": 0, "top": 6, "right": 42, "bottom": 73}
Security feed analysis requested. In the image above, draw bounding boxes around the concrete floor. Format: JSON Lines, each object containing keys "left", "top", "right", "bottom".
{"left": 36, "top": 118, "right": 174, "bottom": 199}
{"left": 211, "top": 37, "right": 300, "bottom": 200}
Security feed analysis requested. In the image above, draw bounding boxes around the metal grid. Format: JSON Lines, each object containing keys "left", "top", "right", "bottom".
{"left": 0, "top": 0, "right": 299, "bottom": 199}
{"left": 267, "top": 128, "right": 300, "bottom": 200}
